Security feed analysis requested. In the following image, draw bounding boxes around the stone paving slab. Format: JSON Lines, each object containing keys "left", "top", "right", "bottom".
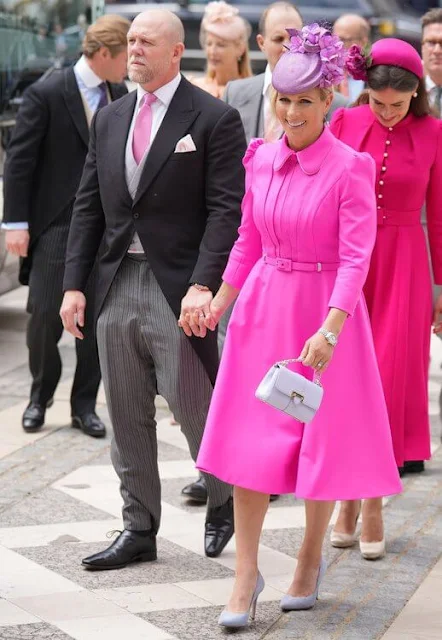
{"left": 16, "top": 539, "right": 234, "bottom": 589}
{"left": 0, "top": 622, "right": 74, "bottom": 639}
{"left": 1, "top": 293, "right": 442, "bottom": 639}
{"left": 262, "top": 451, "right": 442, "bottom": 640}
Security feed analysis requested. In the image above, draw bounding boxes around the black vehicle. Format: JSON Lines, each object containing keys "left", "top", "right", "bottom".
{"left": 105, "top": 0, "right": 422, "bottom": 72}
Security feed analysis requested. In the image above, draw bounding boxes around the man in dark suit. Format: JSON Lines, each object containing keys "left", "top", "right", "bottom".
{"left": 2, "top": 15, "right": 130, "bottom": 437}
{"left": 60, "top": 9, "right": 245, "bottom": 569}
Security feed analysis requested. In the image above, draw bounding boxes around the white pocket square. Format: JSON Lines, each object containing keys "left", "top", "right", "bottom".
{"left": 174, "top": 134, "right": 197, "bottom": 153}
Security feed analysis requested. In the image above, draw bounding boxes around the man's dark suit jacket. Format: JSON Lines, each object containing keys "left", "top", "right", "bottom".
{"left": 3, "top": 66, "right": 127, "bottom": 283}
{"left": 63, "top": 76, "right": 247, "bottom": 383}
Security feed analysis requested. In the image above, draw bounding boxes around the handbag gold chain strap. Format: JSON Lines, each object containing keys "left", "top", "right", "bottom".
{"left": 276, "top": 357, "right": 322, "bottom": 387}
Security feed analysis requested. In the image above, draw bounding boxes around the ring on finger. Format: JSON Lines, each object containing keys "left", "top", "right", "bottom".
{"left": 318, "top": 362, "right": 324, "bottom": 368}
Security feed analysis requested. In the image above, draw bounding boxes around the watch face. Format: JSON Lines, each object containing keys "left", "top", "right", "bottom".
{"left": 328, "top": 334, "right": 337, "bottom": 346}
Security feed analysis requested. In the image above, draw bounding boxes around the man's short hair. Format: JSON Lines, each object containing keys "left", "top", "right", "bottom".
{"left": 422, "top": 8, "right": 442, "bottom": 32}
{"left": 82, "top": 14, "right": 131, "bottom": 58}
{"left": 258, "top": 2, "right": 302, "bottom": 36}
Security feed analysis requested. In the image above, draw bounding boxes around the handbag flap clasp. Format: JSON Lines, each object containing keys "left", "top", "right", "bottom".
{"left": 274, "top": 366, "right": 323, "bottom": 410}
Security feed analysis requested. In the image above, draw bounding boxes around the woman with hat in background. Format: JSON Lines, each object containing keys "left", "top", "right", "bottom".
{"left": 190, "top": 0, "right": 252, "bottom": 98}
{"left": 190, "top": 24, "right": 402, "bottom": 630}
{"left": 330, "top": 39, "right": 442, "bottom": 560}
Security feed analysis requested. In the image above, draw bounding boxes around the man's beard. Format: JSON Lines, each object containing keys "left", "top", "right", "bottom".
{"left": 128, "top": 65, "right": 154, "bottom": 84}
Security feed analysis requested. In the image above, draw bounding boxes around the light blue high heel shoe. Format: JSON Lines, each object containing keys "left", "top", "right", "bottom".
{"left": 218, "top": 572, "right": 265, "bottom": 628}
{"left": 280, "top": 557, "right": 327, "bottom": 611}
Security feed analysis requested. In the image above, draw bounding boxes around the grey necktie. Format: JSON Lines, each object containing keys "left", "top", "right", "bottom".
{"left": 434, "top": 86, "right": 442, "bottom": 118}
{"left": 97, "top": 82, "right": 108, "bottom": 110}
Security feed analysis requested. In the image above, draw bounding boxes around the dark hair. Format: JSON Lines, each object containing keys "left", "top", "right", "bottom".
{"left": 259, "top": 2, "right": 302, "bottom": 36}
{"left": 354, "top": 65, "right": 430, "bottom": 117}
{"left": 421, "top": 8, "right": 442, "bottom": 32}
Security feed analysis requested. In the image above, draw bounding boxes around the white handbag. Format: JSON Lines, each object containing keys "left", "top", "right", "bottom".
{"left": 255, "top": 358, "right": 323, "bottom": 423}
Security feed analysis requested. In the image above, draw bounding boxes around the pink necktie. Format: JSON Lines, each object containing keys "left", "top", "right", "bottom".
{"left": 132, "top": 93, "right": 157, "bottom": 164}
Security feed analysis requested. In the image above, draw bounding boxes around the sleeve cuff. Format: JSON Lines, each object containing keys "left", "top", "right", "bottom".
{"left": 223, "top": 255, "right": 255, "bottom": 290}
{"left": 1, "top": 222, "right": 29, "bottom": 230}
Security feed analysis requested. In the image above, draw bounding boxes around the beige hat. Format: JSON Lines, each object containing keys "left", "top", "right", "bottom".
{"left": 200, "top": 1, "right": 250, "bottom": 44}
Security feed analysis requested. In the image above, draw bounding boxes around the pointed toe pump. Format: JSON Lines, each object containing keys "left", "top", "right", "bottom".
{"left": 280, "top": 557, "right": 327, "bottom": 611}
{"left": 218, "top": 572, "right": 265, "bottom": 628}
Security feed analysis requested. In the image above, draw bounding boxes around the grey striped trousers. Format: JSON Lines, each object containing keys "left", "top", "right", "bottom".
{"left": 96, "top": 255, "right": 231, "bottom": 533}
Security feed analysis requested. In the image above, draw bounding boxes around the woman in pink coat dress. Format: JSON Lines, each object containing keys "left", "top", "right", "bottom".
{"left": 179, "top": 25, "right": 401, "bottom": 630}
{"left": 330, "top": 39, "right": 442, "bottom": 561}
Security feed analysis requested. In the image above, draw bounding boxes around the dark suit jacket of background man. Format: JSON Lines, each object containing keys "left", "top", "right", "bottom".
{"left": 3, "top": 67, "right": 127, "bottom": 283}
{"left": 63, "top": 76, "right": 247, "bottom": 384}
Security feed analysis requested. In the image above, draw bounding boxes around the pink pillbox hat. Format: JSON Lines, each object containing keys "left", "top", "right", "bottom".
{"left": 371, "top": 38, "right": 423, "bottom": 79}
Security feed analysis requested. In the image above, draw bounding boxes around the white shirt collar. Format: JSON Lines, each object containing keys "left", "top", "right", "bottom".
{"left": 136, "top": 73, "right": 182, "bottom": 108}
{"left": 426, "top": 75, "right": 437, "bottom": 92}
{"left": 263, "top": 64, "right": 273, "bottom": 97}
{"left": 74, "top": 55, "right": 103, "bottom": 88}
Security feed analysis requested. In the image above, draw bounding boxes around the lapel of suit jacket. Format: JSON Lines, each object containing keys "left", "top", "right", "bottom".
{"left": 63, "top": 67, "right": 89, "bottom": 147}
{"left": 108, "top": 81, "right": 127, "bottom": 101}
{"left": 248, "top": 74, "right": 265, "bottom": 138}
{"left": 109, "top": 91, "right": 137, "bottom": 204}
{"left": 133, "top": 77, "right": 199, "bottom": 207}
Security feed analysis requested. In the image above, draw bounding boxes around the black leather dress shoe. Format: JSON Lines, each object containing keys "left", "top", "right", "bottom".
{"left": 82, "top": 530, "right": 157, "bottom": 570}
{"left": 205, "top": 496, "right": 234, "bottom": 558}
{"left": 22, "top": 403, "right": 46, "bottom": 433}
{"left": 398, "top": 460, "right": 425, "bottom": 477}
{"left": 72, "top": 413, "right": 106, "bottom": 438}
{"left": 181, "top": 475, "right": 208, "bottom": 503}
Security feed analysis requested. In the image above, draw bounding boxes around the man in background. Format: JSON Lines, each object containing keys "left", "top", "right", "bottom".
{"left": 333, "top": 13, "right": 370, "bottom": 102}
{"left": 2, "top": 15, "right": 130, "bottom": 437}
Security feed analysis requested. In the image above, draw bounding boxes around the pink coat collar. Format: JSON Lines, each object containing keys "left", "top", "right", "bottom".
{"left": 274, "top": 126, "right": 335, "bottom": 174}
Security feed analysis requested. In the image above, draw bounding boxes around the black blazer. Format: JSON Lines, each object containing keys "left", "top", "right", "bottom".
{"left": 3, "top": 66, "right": 127, "bottom": 282}
{"left": 63, "top": 76, "right": 246, "bottom": 383}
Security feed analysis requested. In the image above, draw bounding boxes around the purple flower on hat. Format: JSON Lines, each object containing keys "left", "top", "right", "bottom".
{"left": 345, "top": 44, "right": 370, "bottom": 81}
{"left": 302, "top": 22, "right": 322, "bottom": 52}
{"left": 285, "top": 24, "right": 345, "bottom": 88}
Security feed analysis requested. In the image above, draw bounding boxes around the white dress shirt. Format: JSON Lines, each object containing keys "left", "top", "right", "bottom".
{"left": 262, "top": 64, "right": 283, "bottom": 141}
{"left": 126, "top": 73, "right": 182, "bottom": 253}
{"left": 262, "top": 64, "right": 273, "bottom": 128}
{"left": 2, "top": 56, "right": 108, "bottom": 231}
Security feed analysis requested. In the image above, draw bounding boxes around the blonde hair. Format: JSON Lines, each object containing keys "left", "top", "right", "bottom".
{"left": 82, "top": 14, "right": 130, "bottom": 58}
{"left": 199, "top": 2, "right": 252, "bottom": 80}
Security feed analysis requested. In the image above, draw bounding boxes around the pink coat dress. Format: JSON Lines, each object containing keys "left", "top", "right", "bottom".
{"left": 330, "top": 106, "right": 442, "bottom": 467}
{"left": 196, "top": 128, "right": 402, "bottom": 499}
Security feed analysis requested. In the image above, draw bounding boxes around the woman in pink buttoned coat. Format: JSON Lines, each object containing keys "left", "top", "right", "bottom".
{"left": 330, "top": 39, "right": 442, "bottom": 563}
{"left": 184, "top": 25, "right": 401, "bottom": 630}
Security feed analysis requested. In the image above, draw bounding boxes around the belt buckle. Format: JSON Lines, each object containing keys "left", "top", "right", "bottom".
{"left": 276, "top": 257, "right": 291, "bottom": 272}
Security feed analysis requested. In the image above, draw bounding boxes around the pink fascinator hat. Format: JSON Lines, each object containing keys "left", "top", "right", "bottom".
{"left": 200, "top": 1, "right": 250, "bottom": 43}
{"left": 272, "top": 23, "right": 346, "bottom": 94}
{"left": 346, "top": 38, "right": 423, "bottom": 81}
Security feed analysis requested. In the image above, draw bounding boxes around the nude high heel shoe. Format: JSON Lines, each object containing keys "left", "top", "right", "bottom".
{"left": 330, "top": 511, "right": 360, "bottom": 548}
{"left": 359, "top": 538, "right": 386, "bottom": 560}
{"left": 218, "top": 572, "right": 265, "bottom": 628}
{"left": 280, "top": 557, "right": 327, "bottom": 611}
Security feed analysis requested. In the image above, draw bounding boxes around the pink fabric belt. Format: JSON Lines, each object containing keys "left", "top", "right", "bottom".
{"left": 263, "top": 256, "right": 339, "bottom": 273}
{"left": 377, "top": 208, "right": 421, "bottom": 227}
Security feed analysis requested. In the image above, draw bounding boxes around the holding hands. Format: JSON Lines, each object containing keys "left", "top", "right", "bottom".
{"left": 178, "top": 282, "right": 238, "bottom": 337}
{"left": 178, "top": 286, "right": 214, "bottom": 338}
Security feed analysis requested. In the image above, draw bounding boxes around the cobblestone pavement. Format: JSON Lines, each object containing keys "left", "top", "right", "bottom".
{"left": 0, "top": 287, "right": 441, "bottom": 640}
